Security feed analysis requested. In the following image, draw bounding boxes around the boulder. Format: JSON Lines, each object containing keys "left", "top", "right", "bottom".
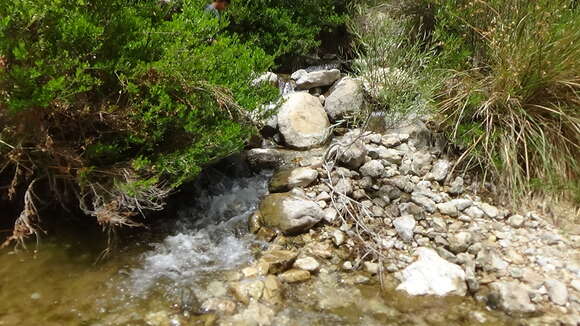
{"left": 269, "top": 167, "right": 318, "bottom": 193}
{"left": 245, "top": 148, "right": 283, "bottom": 170}
{"left": 295, "top": 69, "right": 341, "bottom": 90}
{"left": 259, "top": 193, "right": 324, "bottom": 235}
{"left": 324, "top": 77, "right": 363, "bottom": 120}
{"left": 277, "top": 92, "right": 331, "bottom": 149}
{"left": 251, "top": 72, "right": 278, "bottom": 87}
{"left": 397, "top": 247, "right": 467, "bottom": 296}
{"left": 489, "top": 281, "right": 536, "bottom": 314}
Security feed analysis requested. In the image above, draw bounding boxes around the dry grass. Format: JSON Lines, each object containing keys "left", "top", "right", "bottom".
{"left": 436, "top": 0, "right": 580, "bottom": 202}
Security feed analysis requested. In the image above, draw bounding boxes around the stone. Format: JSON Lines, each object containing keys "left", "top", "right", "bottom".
{"left": 229, "top": 280, "right": 264, "bottom": 304}
{"left": 449, "top": 199, "right": 473, "bottom": 211}
{"left": 259, "top": 193, "right": 324, "bottom": 235}
{"left": 430, "top": 159, "right": 451, "bottom": 182}
{"left": 337, "top": 139, "right": 367, "bottom": 169}
{"left": 490, "top": 281, "right": 536, "bottom": 314}
{"left": 571, "top": 280, "right": 580, "bottom": 292}
{"left": 360, "top": 160, "right": 384, "bottom": 178}
{"left": 476, "top": 247, "right": 508, "bottom": 274}
{"left": 399, "top": 202, "right": 425, "bottom": 220}
{"left": 225, "top": 301, "right": 275, "bottom": 326}
{"left": 323, "top": 208, "right": 338, "bottom": 223}
{"left": 465, "top": 206, "right": 485, "bottom": 219}
{"left": 291, "top": 69, "right": 308, "bottom": 80}
{"left": 352, "top": 189, "right": 366, "bottom": 200}
{"left": 294, "top": 256, "right": 320, "bottom": 272}
{"left": 258, "top": 250, "right": 298, "bottom": 274}
{"left": 324, "top": 77, "right": 363, "bottom": 121}
{"left": 269, "top": 167, "right": 318, "bottom": 192}
{"left": 277, "top": 92, "right": 330, "bottom": 149}
{"left": 478, "top": 203, "right": 499, "bottom": 219}
{"left": 544, "top": 279, "right": 569, "bottom": 306}
{"left": 251, "top": 72, "right": 278, "bottom": 87}
{"left": 508, "top": 215, "right": 525, "bottom": 228}
{"left": 332, "top": 229, "right": 345, "bottom": 246}
{"left": 279, "top": 269, "right": 311, "bottom": 283}
{"left": 411, "top": 194, "right": 437, "bottom": 213}
{"left": 295, "top": 69, "right": 341, "bottom": 90}
{"left": 437, "top": 202, "right": 459, "bottom": 217}
{"left": 245, "top": 148, "right": 283, "bottom": 170}
{"left": 449, "top": 232, "right": 474, "bottom": 254}
{"left": 393, "top": 215, "right": 416, "bottom": 242}
{"left": 379, "top": 184, "right": 402, "bottom": 201}
{"left": 334, "top": 178, "right": 354, "bottom": 197}
{"left": 388, "top": 176, "right": 415, "bottom": 193}
{"left": 202, "top": 298, "right": 237, "bottom": 315}
{"left": 448, "top": 177, "right": 464, "bottom": 195}
{"left": 411, "top": 151, "right": 433, "bottom": 176}
{"left": 397, "top": 247, "right": 467, "bottom": 296}
{"left": 382, "top": 133, "right": 409, "bottom": 148}
{"left": 262, "top": 275, "right": 283, "bottom": 305}
{"left": 364, "top": 262, "right": 380, "bottom": 275}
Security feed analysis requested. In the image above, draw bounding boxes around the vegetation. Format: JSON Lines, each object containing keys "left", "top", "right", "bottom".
{"left": 350, "top": 0, "right": 579, "bottom": 202}
{"left": 0, "top": 0, "right": 346, "bottom": 246}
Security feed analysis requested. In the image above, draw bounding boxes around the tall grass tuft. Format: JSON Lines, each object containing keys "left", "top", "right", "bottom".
{"left": 434, "top": 0, "right": 580, "bottom": 201}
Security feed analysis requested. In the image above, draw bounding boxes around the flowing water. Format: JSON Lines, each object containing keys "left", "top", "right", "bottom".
{"left": 0, "top": 167, "right": 519, "bottom": 326}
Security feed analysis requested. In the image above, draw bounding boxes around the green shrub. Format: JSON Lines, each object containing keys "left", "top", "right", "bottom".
{"left": 0, "top": 0, "right": 280, "bottom": 244}
{"left": 432, "top": 0, "right": 580, "bottom": 200}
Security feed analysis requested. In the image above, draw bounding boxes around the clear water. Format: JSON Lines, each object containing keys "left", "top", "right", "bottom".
{"left": 0, "top": 170, "right": 519, "bottom": 326}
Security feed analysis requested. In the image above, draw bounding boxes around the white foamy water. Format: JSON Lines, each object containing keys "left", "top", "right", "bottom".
{"left": 127, "top": 171, "right": 270, "bottom": 297}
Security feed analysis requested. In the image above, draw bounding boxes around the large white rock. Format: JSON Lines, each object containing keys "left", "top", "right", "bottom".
{"left": 294, "top": 69, "right": 341, "bottom": 90}
{"left": 397, "top": 247, "right": 467, "bottom": 296}
{"left": 324, "top": 77, "right": 363, "bottom": 120}
{"left": 251, "top": 72, "right": 278, "bottom": 87}
{"left": 277, "top": 93, "right": 331, "bottom": 149}
{"left": 259, "top": 193, "right": 324, "bottom": 235}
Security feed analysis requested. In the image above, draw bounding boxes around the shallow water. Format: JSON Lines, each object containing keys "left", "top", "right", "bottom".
{"left": 0, "top": 170, "right": 519, "bottom": 326}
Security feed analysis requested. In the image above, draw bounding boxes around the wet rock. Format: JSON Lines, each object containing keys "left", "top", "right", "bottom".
{"left": 293, "top": 256, "right": 320, "bottom": 272}
{"left": 269, "top": 167, "right": 318, "bottom": 193}
{"left": 295, "top": 69, "right": 341, "bottom": 90}
{"left": 336, "top": 139, "right": 367, "bottom": 170}
{"left": 429, "top": 159, "right": 451, "bottom": 182}
{"left": 360, "top": 160, "right": 384, "bottom": 178}
{"left": 251, "top": 72, "right": 278, "bottom": 87}
{"left": 478, "top": 203, "right": 499, "bottom": 219}
{"left": 262, "top": 275, "right": 283, "bottom": 305}
{"left": 246, "top": 148, "right": 283, "bottom": 170}
{"left": 279, "top": 269, "right": 311, "bottom": 283}
{"left": 393, "top": 215, "right": 416, "bottom": 242}
{"left": 397, "top": 247, "right": 467, "bottom": 296}
{"left": 489, "top": 281, "right": 536, "bottom": 314}
{"left": 258, "top": 250, "right": 298, "bottom": 274}
{"left": 544, "top": 279, "right": 568, "bottom": 306}
{"left": 229, "top": 280, "right": 264, "bottom": 304}
{"left": 437, "top": 202, "right": 459, "bottom": 217}
{"left": 259, "top": 193, "right": 324, "bottom": 235}
{"left": 449, "top": 177, "right": 464, "bottom": 195}
{"left": 507, "top": 215, "right": 525, "bottom": 228}
{"left": 277, "top": 92, "right": 330, "bottom": 149}
{"left": 324, "top": 77, "right": 363, "bottom": 121}
{"left": 476, "top": 247, "right": 508, "bottom": 274}
{"left": 411, "top": 194, "right": 437, "bottom": 213}
{"left": 202, "top": 298, "right": 237, "bottom": 315}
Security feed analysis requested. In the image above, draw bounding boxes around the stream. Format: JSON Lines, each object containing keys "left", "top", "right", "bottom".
{"left": 0, "top": 164, "right": 518, "bottom": 326}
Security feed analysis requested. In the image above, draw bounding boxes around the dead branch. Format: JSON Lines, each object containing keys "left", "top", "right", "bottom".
{"left": 1, "top": 179, "right": 43, "bottom": 249}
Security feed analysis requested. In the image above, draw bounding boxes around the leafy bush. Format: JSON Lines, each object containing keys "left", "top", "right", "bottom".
{"left": 229, "top": 0, "right": 349, "bottom": 58}
{"left": 0, "top": 0, "right": 280, "bottom": 245}
{"left": 432, "top": 0, "right": 580, "bottom": 200}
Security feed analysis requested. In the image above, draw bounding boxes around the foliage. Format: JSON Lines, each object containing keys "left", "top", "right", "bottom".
{"left": 348, "top": 3, "right": 440, "bottom": 127}
{"left": 229, "top": 0, "right": 349, "bottom": 58}
{"left": 432, "top": 0, "right": 580, "bottom": 200}
{"left": 0, "top": 0, "right": 280, "bottom": 244}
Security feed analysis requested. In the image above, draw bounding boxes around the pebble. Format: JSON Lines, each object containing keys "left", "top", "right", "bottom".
{"left": 332, "top": 229, "right": 345, "bottom": 246}
{"left": 507, "top": 215, "right": 525, "bottom": 228}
